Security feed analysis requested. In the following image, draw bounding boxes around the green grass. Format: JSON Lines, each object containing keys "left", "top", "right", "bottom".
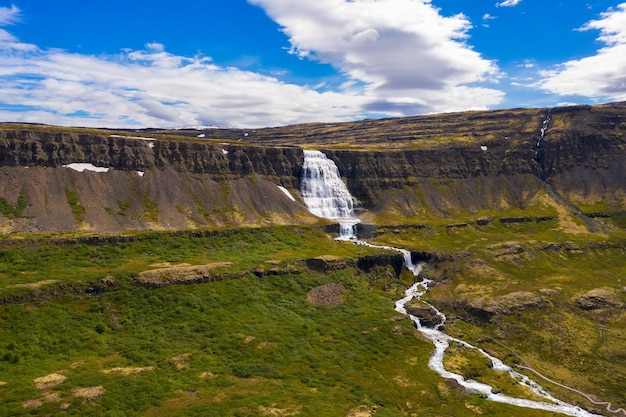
{"left": 0, "top": 265, "right": 564, "bottom": 417}
{"left": 0, "top": 225, "right": 591, "bottom": 416}
{"left": 65, "top": 188, "right": 86, "bottom": 224}
{"left": 140, "top": 194, "right": 160, "bottom": 223}
{"left": 0, "top": 190, "right": 28, "bottom": 219}
{"left": 369, "top": 213, "right": 626, "bottom": 413}
{"left": 117, "top": 199, "right": 132, "bottom": 216}
{"left": 0, "top": 227, "right": 384, "bottom": 295}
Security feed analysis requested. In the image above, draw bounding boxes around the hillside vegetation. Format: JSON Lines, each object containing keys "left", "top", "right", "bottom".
{"left": 0, "top": 102, "right": 625, "bottom": 416}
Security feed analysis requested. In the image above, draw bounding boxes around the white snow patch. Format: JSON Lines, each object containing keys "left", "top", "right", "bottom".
{"left": 221, "top": 149, "right": 229, "bottom": 155}
{"left": 137, "top": 171, "right": 145, "bottom": 177}
{"left": 197, "top": 134, "right": 206, "bottom": 138}
{"left": 278, "top": 185, "right": 296, "bottom": 202}
{"left": 481, "top": 145, "right": 488, "bottom": 151}
{"left": 63, "top": 163, "right": 110, "bottom": 173}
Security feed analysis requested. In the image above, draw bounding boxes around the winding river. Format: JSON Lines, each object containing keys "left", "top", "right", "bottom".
{"left": 300, "top": 150, "right": 602, "bottom": 417}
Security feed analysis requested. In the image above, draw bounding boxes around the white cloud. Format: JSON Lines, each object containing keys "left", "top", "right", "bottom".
{"left": 248, "top": 0, "right": 504, "bottom": 116}
{"left": 0, "top": 40, "right": 368, "bottom": 128}
{"left": 0, "top": 5, "right": 35, "bottom": 51}
{"left": 496, "top": 0, "right": 522, "bottom": 7}
{"left": 0, "top": 1, "right": 505, "bottom": 128}
{"left": 0, "top": 5, "right": 21, "bottom": 25}
{"left": 482, "top": 13, "right": 497, "bottom": 28}
{"left": 537, "top": 3, "right": 626, "bottom": 101}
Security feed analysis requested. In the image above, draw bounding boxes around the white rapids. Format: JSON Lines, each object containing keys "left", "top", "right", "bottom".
{"left": 300, "top": 149, "right": 601, "bottom": 417}
{"left": 300, "top": 150, "right": 360, "bottom": 240}
{"left": 392, "top": 252, "right": 600, "bottom": 417}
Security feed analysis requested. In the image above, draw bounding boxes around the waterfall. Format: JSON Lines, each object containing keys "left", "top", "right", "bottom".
{"left": 535, "top": 113, "right": 552, "bottom": 181}
{"left": 299, "top": 148, "right": 601, "bottom": 416}
{"left": 300, "top": 150, "right": 360, "bottom": 240}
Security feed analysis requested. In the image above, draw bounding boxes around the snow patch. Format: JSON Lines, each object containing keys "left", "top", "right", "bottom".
{"left": 197, "top": 134, "right": 206, "bottom": 138}
{"left": 137, "top": 171, "right": 145, "bottom": 177}
{"left": 277, "top": 185, "right": 296, "bottom": 202}
{"left": 63, "top": 163, "right": 110, "bottom": 173}
{"left": 481, "top": 145, "right": 488, "bottom": 151}
{"left": 221, "top": 149, "right": 229, "bottom": 155}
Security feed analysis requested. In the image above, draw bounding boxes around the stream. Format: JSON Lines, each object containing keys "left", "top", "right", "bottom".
{"left": 300, "top": 149, "right": 602, "bottom": 417}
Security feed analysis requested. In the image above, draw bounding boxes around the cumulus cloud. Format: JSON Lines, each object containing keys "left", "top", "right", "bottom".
{"left": 537, "top": 3, "right": 626, "bottom": 101}
{"left": 0, "top": 2, "right": 504, "bottom": 128}
{"left": 249, "top": 0, "right": 504, "bottom": 116}
{"left": 0, "top": 42, "right": 371, "bottom": 127}
{"left": 496, "top": 0, "right": 522, "bottom": 7}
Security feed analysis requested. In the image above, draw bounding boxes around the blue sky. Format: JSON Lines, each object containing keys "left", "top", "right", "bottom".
{"left": 1, "top": 0, "right": 626, "bottom": 128}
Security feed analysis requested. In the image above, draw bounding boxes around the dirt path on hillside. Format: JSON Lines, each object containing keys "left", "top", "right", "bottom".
{"left": 516, "top": 365, "right": 626, "bottom": 416}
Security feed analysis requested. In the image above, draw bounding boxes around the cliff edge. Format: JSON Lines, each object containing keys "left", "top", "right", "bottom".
{"left": 1, "top": 102, "right": 625, "bottom": 233}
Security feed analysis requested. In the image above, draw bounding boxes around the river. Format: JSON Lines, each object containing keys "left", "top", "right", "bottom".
{"left": 300, "top": 149, "right": 602, "bottom": 417}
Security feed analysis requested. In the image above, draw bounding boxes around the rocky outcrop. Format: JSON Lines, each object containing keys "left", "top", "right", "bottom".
{"left": 325, "top": 146, "right": 543, "bottom": 217}
{"left": 404, "top": 300, "right": 442, "bottom": 328}
{"left": 356, "top": 254, "right": 405, "bottom": 276}
{"left": 322, "top": 104, "right": 626, "bottom": 219}
{"left": 573, "top": 288, "right": 625, "bottom": 312}
{"left": 1, "top": 102, "right": 625, "bottom": 233}
{"left": 0, "top": 130, "right": 311, "bottom": 233}
{"left": 135, "top": 262, "right": 235, "bottom": 288}
{"left": 439, "top": 289, "right": 554, "bottom": 322}
{"left": 0, "top": 131, "right": 304, "bottom": 188}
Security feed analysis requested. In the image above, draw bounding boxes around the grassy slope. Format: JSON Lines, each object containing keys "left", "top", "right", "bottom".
{"left": 371, "top": 212, "right": 626, "bottom": 415}
{"left": 0, "top": 226, "right": 591, "bottom": 417}
{"left": 1, "top": 104, "right": 625, "bottom": 415}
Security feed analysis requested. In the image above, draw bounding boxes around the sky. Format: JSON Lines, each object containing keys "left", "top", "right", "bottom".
{"left": 1, "top": 0, "right": 626, "bottom": 128}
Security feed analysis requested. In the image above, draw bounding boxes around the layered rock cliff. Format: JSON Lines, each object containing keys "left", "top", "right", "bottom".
{"left": 322, "top": 103, "right": 626, "bottom": 222}
{"left": 0, "top": 130, "right": 312, "bottom": 233}
{"left": 0, "top": 101, "right": 624, "bottom": 233}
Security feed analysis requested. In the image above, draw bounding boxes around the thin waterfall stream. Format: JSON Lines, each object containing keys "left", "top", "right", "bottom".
{"left": 300, "top": 149, "right": 601, "bottom": 417}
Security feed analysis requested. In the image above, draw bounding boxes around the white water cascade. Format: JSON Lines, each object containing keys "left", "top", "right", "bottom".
{"left": 300, "top": 150, "right": 601, "bottom": 416}
{"left": 300, "top": 150, "right": 360, "bottom": 240}
{"left": 535, "top": 113, "right": 552, "bottom": 181}
{"left": 393, "top": 256, "right": 600, "bottom": 417}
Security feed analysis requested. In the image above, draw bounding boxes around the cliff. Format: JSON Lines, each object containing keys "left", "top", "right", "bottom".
{"left": 322, "top": 103, "right": 626, "bottom": 222}
{"left": 0, "top": 101, "right": 625, "bottom": 233}
{"left": 0, "top": 130, "right": 313, "bottom": 233}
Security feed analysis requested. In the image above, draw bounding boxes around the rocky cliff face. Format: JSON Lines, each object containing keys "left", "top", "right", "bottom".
{"left": 0, "top": 130, "right": 312, "bottom": 233}
{"left": 0, "top": 130, "right": 303, "bottom": 180}
{"left": 324, "top": 103, "right": 626, "bottom": 221}
{"left": 0, "top": 102, "right": 624, "bottom": 233}
{"left": 537, "top": 105, "right": 626, "bottom": 214}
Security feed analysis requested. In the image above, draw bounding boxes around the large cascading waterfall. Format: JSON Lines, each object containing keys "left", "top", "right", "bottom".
{"left": 300, "top": 150, "right": 360, "bottom": 240}
{"left": 299, "top": 149, "right": 601, "bottom": 416}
